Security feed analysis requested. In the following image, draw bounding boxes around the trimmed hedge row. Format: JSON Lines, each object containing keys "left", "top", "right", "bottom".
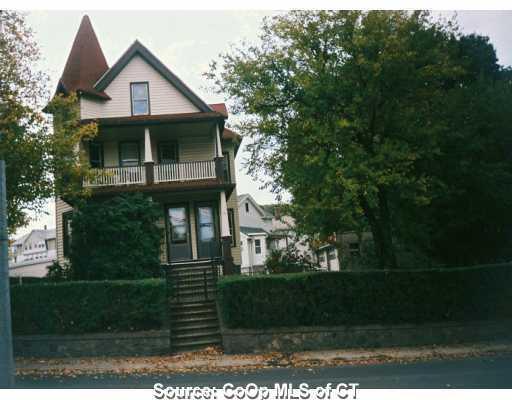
{"left": 11, "top": 279, "right": 167, "bottom": 335}
{"left": 217, "top": 264, "right": 512, "bottom": 329}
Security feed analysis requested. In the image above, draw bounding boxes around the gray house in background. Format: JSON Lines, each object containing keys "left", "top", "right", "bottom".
{"left": 9, "top": 227, "right": 57, "bottom": 277}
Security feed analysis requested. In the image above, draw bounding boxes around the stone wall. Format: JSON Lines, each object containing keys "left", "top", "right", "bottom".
{"left": 220, "top": 320, "right": 512, "bottom": 354}
{"left": 14, "top": 330, "right": 169, "bottom": 358}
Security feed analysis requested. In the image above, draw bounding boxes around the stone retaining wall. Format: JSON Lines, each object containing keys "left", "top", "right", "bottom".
{"left": 14, "top": 330, "right": 169, "bottom": 358}
{"left": 220, "top": 320, "right": 512, "bottom": 354}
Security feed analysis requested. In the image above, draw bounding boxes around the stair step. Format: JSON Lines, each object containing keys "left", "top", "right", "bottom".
{"left": 170, "top": 301, "right": 216, "bottom": 309}
{"left": 173, "top": 281, "right": 216, "bottom": 290}
{"left": 172, "top": 314, "right": 218, "bottom": 323}
{"left": 172, "top": 321, "right": 220, "bottom": 332}
{"left": 171, "top": 328, "right": 220, "bottom": 340}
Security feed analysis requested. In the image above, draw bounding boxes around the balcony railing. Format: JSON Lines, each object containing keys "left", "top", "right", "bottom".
{"left": 83, "top": 160, "right": 218, "bottom": 188}
{"left": 84, "top": 166, "right": 146, "bottom": 187}
{"left": 155, "top": 160, "right": 216, "bottom": 183}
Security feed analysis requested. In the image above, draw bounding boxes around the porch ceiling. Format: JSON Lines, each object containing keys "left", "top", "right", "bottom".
{"left": 96, "top": 121, "right": 216, "bottom": 141}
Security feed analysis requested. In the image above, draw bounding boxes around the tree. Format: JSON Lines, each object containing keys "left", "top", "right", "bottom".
{"left": 209, "top": 11, "right": 468, "bottom": 268}
{"left": 69, "top": 194, "right": 163, "bottom": 280}
{"left": 45, "top": 93, "right": 98, "bottom": 203}
{"left": 0, "top": 11, "right": 52, "bottom": 233}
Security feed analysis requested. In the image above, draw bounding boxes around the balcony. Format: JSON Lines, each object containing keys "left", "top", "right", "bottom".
{"left": 83, "top": 159, "right": 221, "bottom": 189}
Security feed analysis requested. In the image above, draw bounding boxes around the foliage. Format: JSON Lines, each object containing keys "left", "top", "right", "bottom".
{"left": 208, "top": 11, "right": 512, "bottom": 268}
{"left": 0, "top": 11, "right": 52, "bottom": 232}
{"left": 46, "top": 261, "right": 71, "bottom": 282}
{"left": 217, "top": 263, "right": 512, "bottom": 329}
{"left": 265, "top": 247, "right": 318, "bottom": 274}
{"left": 45, "top": 92, "right": 98, "bottom": 202}
{"left": 69, "top": 193, "right": 163, "bottom": 280}
{"left": 11, "top": 279, "right": 167, "bottom": 334}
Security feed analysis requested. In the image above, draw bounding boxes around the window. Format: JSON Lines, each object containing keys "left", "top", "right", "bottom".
{"left": 349, "top": 242, "right": 360, "bottom": 257}
{"left": 245, "top": 202, "right": 249, "bottom": 213}
{"left": 228, "top": 208, "right": 236, "bottom": 247}
{"left": 222, "top": 152, "right": 231, "bottom": 182}
{"left": 328, "top": 249, "right": 337, "bottom": 260}
{"left": 89, "top": 141, "right": 104, "bottom": 168}
{"left": 319, "top": 253, "right": 326, "bottom": 263}
{"left": 119, "top": 142, "right": 140, "bottom": 167}
{"left": 169, "top": 207, "right": 188, "bottom": 243}
{"left": 63, "top": 211, "right": 73, "bottom": 257}
{"left": 158, "top": 142, "right": 178, "bottom": 164}
{"left": 255, "top": 239, "right": 261, "bottom": 254}
{"left": 130, "top": 82, "right": 149, "bottom": 115}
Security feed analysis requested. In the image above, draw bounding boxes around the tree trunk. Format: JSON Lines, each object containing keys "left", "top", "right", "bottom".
{"left": 358, "top": 191, "right": 398, "bottom": 269}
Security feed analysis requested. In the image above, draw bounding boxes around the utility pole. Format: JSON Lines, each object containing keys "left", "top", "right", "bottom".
{"left": 0, "top": 11, "right": 15, "bottom": 388}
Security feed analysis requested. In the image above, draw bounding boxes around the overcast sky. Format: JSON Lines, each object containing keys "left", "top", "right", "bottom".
{"left": 16, "top": 10, "right": 512, "bottom": 237}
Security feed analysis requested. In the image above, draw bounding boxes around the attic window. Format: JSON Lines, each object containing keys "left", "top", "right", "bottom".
{"left": 131, "top": 82, "right": 149, "bottom": 116}
{"left": 245, "top": 203, "right": 249, "bottom": 213}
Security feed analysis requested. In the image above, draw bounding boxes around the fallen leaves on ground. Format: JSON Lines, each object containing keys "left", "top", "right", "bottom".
{"left": 15, "top": 345, "right": 511, "bottom": 379}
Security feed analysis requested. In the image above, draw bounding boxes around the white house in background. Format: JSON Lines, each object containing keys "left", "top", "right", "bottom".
{"left": 238, "top": 193, "right": 314, "bottom": 274}
{"left": 9, "top": 227, "right": 57, "bottom": 277}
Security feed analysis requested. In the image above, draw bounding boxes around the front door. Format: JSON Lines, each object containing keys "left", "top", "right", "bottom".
{"left": 167, "top": 204, "right": 192, "bottom": 262}
{"left": 195, "top": 203, "right": 221, "bottom": 259}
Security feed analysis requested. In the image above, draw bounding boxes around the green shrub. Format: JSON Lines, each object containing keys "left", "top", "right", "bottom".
{"left": 70, "top": 193, "right": 163, "bottom": 280}
{"left": 217, "top": 263, "right": 512, "bottom": 329}
{"left": 265, "top": 248, "right": 319, "bottom": 274}
{"left": 11, "top": 279, "right": 167, "bottom": 335}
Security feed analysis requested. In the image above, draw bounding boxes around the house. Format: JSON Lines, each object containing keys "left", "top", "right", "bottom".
{"left": 238, "top": 193, "right": 314, "bottom": 273}
{"left": 9, "top": 227, "right": 57, "bottom": 277}
{"left": 314, "top": 231, "right": 373, "bottom": 271}
{"left": 51, "top": 16, "right": 242, "bottom": 273}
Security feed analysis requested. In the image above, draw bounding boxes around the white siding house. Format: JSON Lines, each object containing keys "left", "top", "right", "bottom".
{"left": 9, "top": 228, "right": 57, "bottom": 277}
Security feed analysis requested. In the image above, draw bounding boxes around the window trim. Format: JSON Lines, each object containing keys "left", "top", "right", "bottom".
{"left": 119, "top": 141, "right": 141, "bottom": 167}
{"left": 63, "top": 211, "right": 73, "bottom": 258}
{"left": 89, "top": 141, "right": 104, "bottom": 168}
{"left": 130, "top": 82, "right": 150, "bottom": 116}
{"left": 158, "top": 141, "right": 179, "bottom": 164}
{"left": 255, "top": 239, "right": 262, "bottom": 254}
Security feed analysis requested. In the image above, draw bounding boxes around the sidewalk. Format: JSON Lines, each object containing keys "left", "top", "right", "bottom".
{"left": 16, "top": 341, "right": 512, "bottom": 378}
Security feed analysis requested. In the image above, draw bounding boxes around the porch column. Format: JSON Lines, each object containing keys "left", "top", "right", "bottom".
{"left": 214, "top": 125, "right": 224, "bottom": 183}
{"left": 219, "top": 190, "right": 235, "bottom": 274}
{"left": 144, "top": 127, "right": 154, "bottom": 184}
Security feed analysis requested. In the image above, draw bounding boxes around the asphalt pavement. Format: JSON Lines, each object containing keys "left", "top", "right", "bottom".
{"left": 14, "top": 353, "right": 512, "bottom": 389}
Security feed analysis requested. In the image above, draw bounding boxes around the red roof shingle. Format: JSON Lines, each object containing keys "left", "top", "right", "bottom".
{"left": 58, "top": 15, "right": 109, "bottom": 99}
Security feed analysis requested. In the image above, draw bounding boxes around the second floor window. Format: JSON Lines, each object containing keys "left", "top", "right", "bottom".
{"left": 222, "top": 152, "right": 231, "bottom": 182}
{"left": 89, "top": 141, "right": 103, "bottom": 168}
{"left": 120, "top": 141, "right": 140, "bottom": 167}
{"left": 131, "top": 82, "right": 149, "bottom": 116}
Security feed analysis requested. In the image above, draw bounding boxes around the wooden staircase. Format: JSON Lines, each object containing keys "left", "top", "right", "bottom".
{"left": 166, "top": 260, "right": 222, "bottom": 353}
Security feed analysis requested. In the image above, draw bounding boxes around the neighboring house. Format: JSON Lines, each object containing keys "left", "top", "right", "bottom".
{"left": 9, "top": 227, "right": 57, "bottom": 277}
{"left": 51, "top": 16, "right": 242, "bottom": 271}
{"left": 314, "top": 231, "right": 373, "bottom": 271}
{"left": 238, "top": 194, "right": 314, "bottom": 273}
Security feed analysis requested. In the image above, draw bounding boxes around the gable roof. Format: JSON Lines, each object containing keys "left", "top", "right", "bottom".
{"left": 57, "top": 15, "right": 110, "bottom": 100}
{"left": 237, "top": 193, "right": 271, "bottom": 218}
{"left": 13, "top": 229, "right": 56, "bottom": 246}
{"left": 94, "top": 40, "right": 213, "bottom": 113}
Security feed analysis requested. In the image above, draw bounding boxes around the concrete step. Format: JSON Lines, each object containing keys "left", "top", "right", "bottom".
{"left": 172, "top": 314, "right": 218, "bottom": 323}
{"left": 171, "top": 328, "right": 221, "bottom": 340}
{"left": 172, "top": 321, "right": 220, "bottom": 332}
{"left": 171, "top": 337, "right": 222, "bottom": 353}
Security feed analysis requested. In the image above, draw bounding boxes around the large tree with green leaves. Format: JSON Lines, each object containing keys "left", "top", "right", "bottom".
{"left": 209, "top": 11, "right": 512, "bottom": 268}
{"left": 0, "top": 11, "right": 52, "bottom": 233}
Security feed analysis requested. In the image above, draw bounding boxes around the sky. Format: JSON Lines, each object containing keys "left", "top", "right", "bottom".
{"left": 15, "top": 10, "right": 512, "bottom": 237}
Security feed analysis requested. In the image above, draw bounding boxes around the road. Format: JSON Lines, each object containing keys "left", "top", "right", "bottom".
{"left": 14, "top": 354, "right": 512, "bottom": 389}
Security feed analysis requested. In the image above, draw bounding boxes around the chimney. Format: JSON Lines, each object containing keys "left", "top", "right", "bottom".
{"left": 44, "top": 225, "right": 47, "bottom": 230}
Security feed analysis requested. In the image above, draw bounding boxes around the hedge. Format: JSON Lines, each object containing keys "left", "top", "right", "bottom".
{"left": 217, "top": 264, "right": 512, "bottom": 329}
{"left": 11, "top": 279, "right": 168, "bottom": 335}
